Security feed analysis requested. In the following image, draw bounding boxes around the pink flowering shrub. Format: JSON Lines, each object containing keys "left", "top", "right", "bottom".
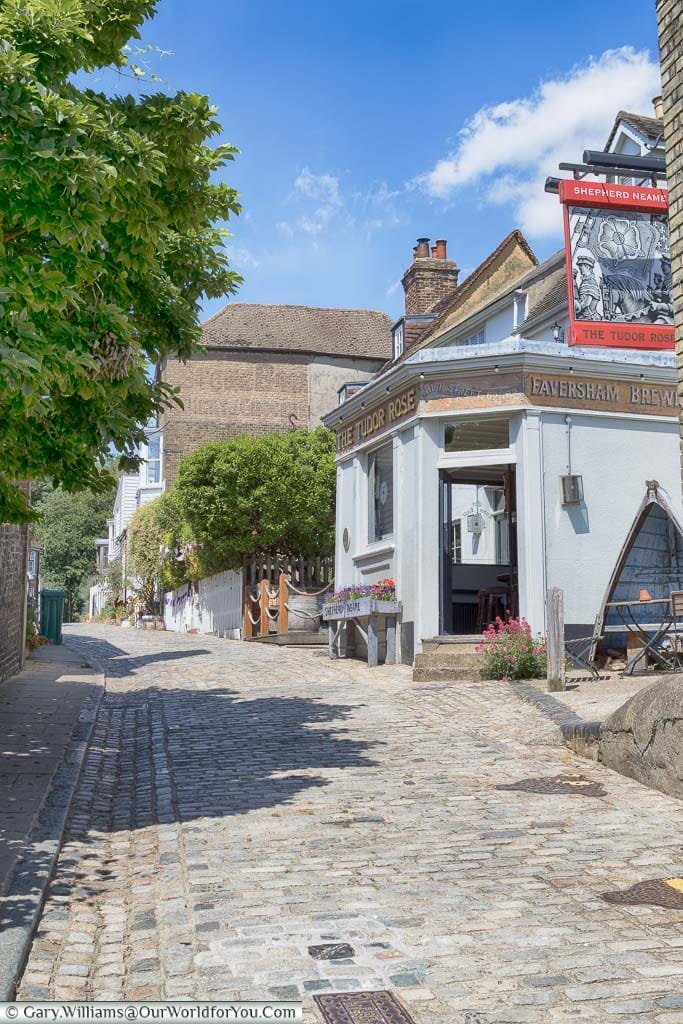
{"left": 476, "top": 617, "right": 547, "bottom": 680}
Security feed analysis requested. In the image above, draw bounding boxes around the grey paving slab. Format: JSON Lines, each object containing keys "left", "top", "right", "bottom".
{"left": 0, "top": 642, "right": 104, "bottom": 999}
{"left": 14, "top": 625, "right": 683, "bottom": 1022}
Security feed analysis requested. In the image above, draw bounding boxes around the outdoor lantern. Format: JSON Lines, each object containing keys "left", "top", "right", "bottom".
{"left": 467, "top": 512, "right": 485, "bottom": 534}
{"left": 552, "top": 322, "right": 565, "bottom": 343}
{"left": 560, "top": 474, "right": 584, "bottom": 505}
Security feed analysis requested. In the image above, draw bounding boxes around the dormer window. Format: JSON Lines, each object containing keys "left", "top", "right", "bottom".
{"left": 392, "top": 320, "right": 405, "bottom": 360}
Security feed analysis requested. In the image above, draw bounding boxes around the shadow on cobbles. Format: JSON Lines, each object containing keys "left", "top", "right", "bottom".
{"left": 62, "top": 632, "right": 381, "bottom": 830}
{"left": 74, "top": 684, "right": 380, "bottom": 830}
{"left": 3, "top": 633, "right": 380, "bottom": 939}
{"left": 67, "top": 634, "right": 211, "bottom": 678}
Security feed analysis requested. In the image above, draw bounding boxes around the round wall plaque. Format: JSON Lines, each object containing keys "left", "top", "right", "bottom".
{"left": 342, "top": 528, "right": 350, "bottom": 553}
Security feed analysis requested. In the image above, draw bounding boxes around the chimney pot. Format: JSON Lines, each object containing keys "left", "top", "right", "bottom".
{"left": 431, "top": 245, "right": 438, "bottom": 258}
{"left": 653, "top": 94, "right": 664, "bottom": 120}
{"left": 415, "top": 237, "right": 430, "bottom": 259}
{"left": 435, "top": 239, "right": 447, "bottom": 260}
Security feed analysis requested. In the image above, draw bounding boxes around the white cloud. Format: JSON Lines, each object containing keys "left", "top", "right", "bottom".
{"left": 386, "top": 279, "right": 401, "bottom": 296}
{"left": 284, "top": 170, "right": 404, "bottom": 241}
{"left": 294, "top": 168, "right": 342, "bottom": 206}
{"left": 292, "top": 168, "right": 343, "bottom": 236}
{"left": 419, "top": 47, "right": 661, "bottom": 236}
{"left": 229, "top": 246, "right": 260, "bottom": 269}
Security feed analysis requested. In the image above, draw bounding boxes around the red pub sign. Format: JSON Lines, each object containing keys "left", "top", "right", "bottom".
{"left": 559, "top": 179, "right": 674, "bottom": 350}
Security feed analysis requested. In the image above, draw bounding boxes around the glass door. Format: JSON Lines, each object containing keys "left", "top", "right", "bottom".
{"left": 441, "top": 466, "right": 518, "bottom": 635}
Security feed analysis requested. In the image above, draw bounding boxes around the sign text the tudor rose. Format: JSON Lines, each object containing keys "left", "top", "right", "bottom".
{"left": 336, "top": 386, "right": 417, "bottom": 453}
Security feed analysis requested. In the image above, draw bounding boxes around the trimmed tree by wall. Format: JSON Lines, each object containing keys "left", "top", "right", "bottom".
{"left": 174, "top": 428, "right": 336, "bottom": 573}
{"left": 125, "top": 429, "right": 337, "bottom": 604}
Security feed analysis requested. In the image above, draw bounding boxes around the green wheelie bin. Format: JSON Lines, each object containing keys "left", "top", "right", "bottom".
{"left": 40, "top": 588, "right": 67, "bottom": 645}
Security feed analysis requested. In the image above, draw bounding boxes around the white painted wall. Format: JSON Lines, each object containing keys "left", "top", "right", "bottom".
{"left": 308, "top": 356, "right": 384, "bottom": 425}
{"left": 163, "top": 569, "right": 243, "bottom": 638}
{"left": 332, "top": 399, "right": 682, "bottom": 659}
{"left": 540, "top": 411, "right": 682, "bottom": 629}
{"left": 416, "top": 419, "right": 441, "bottom": 643}
{"left": 110, "top": 473, "right": 141, "bottom": 559}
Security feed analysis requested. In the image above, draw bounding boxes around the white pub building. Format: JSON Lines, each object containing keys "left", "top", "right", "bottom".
{"left": 323, "top": 109, "right": 681, "bottom": 667}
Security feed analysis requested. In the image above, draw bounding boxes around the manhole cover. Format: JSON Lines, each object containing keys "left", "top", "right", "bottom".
{"left": 601, "top": 877, "right": 683, "bottom": 909}
{"left": 308, "top": 942, "right": 355, "bottom": 960}
{"left": 496, "top": 772, "right": 606, "bottom": 797}
{"left": 314, "top": 991, "right": 417, "bottom": 1024}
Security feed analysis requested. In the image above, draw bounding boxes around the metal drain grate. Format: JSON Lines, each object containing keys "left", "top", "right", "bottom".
{"left": 601, "top": 877, "right": 683, "bottom": 909}
{"left": 308, "top": 943, "right": 355, "bottom": 960}
{"left": 314, "top": 990, "right": 417, "bottom": 1024}
{"left": 497, "top": 772, "right": 606, "bottom": 798}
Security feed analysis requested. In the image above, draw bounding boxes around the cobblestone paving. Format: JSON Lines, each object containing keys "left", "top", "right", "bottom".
{"left": 17, "top": 625, "right": 683, "bottom": 1023}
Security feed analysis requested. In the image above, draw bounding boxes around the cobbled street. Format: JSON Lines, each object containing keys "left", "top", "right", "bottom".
{"left": 16, "top": 625, "right": 683, "bottom": 1023}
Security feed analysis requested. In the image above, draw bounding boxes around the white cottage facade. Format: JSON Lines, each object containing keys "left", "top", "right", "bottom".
{"left": 325, "top": 105, "right": 678, "bottom": 665}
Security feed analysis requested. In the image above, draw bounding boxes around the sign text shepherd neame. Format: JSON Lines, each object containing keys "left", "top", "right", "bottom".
{"left": 527, "top": 373, "right": 677, "bottom": 414}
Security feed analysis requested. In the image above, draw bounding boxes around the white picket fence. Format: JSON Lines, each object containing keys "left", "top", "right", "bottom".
{"left": 163, "top": 569, "right": 243, "bottom": 639}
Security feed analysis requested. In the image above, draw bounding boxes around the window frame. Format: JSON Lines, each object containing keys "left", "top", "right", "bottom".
{"left": 392, "top": 320, "right": 405, "bottom": 361}
{"left": 367, "top": 441, "right": 394, "bottom": 543}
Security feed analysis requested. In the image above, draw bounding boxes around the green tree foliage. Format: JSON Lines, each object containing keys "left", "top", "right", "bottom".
{"left": 0, "top": 0, "right": 241, "bottom": 523}
{"left": 175, "top": 428, "right": 337, "bottom": 571}
{"left": 34, "top": 481, "right": 116, "bottom": 620}
{"left": 126, "top": 498, "right": 163, "bottom": 614}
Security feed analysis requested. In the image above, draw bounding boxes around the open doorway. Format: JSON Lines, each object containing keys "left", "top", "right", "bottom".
{"left": 439, "top": 466, "right": 518, "bottom": 635}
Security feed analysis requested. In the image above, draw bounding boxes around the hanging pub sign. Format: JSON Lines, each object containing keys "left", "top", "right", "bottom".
{"left": 559, "top": 180, "right": 674, "bottom": 350}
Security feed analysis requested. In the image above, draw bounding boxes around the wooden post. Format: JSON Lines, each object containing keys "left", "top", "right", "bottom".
{"left": 328, "top": 621, "right": 338, "bottom": 659}
{"left": 259, "top": 578, "right": 269, "bottom": 636}
{"left": 367, "top": 612, "right": 379, "bottom": 668}
{"left": 243, "top": 584, "right": 254, "bottom": 639}
{"left": 546, "top": 587, "right": 566, "bottom": 692}
{"left": 386, "top": 615, "right": 397, "bottom": 665}
{"left": 278, "top": 573, "right": 289, "bottom": 635}
{"left": 339, "top": 620, "right": 349, "bottom": 658}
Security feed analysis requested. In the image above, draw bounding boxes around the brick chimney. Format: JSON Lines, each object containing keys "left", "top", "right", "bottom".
{"left": 401, "top": 237, "right": 459, "bottom": 314}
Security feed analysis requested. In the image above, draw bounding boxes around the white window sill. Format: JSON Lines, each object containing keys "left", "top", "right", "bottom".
{"left": 352, "top": 541, "right": 395, "bottom": 562}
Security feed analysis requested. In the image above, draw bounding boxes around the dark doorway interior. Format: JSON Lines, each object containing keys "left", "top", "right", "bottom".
{"left": 440, "top": 466, "right": 518, "bottom": 635}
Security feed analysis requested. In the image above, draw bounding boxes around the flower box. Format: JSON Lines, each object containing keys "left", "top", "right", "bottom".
{"left": 322, "top": 598, "right": 401, "bottom": 621}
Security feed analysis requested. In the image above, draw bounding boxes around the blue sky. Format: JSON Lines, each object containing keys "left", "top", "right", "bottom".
{"left": 106, "top": 0, "right": 661, "bottom": 321}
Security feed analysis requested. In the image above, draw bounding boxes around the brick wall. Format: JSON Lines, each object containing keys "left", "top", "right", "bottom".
{"left": 657, "top": 0, "right": 683, "bottom": 481}
{"left": 162, "top": 350, "right": 311, "bottom": 485}
{"left": 401, "top": 258, "right": 459, "bottom": 315}
{"left": 0, "top": 506, "right": 29, "bottom": 682}
{"left": 162, "top": 349, "right": 387, "bottom": 484}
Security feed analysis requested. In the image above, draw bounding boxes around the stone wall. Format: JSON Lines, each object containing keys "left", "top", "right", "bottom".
{"left": 657, "top": 0, "right": 683, "bottom": 481}
{"left": 0, "top": 514, "right": 28, "bottom": 682}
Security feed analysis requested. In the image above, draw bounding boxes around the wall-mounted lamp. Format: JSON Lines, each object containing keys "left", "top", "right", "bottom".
{"left": 552, "top": 322, "right": 565, "bottom": 343}
{"left": 560, "top": 474, "right": 584, "bottom": 505}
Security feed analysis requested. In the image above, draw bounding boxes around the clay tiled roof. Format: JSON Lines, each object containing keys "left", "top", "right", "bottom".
{"left": 201, "top": 303, "right": 393, "bottom": 359}
{"left": 516, "top": 252, "right": 567, "bottom": 334}
{"left": 414, "top": 229, "right": 538, "bottom": 350}
{"left": 604, "top": 110, "right": 664, "bottom": 151}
